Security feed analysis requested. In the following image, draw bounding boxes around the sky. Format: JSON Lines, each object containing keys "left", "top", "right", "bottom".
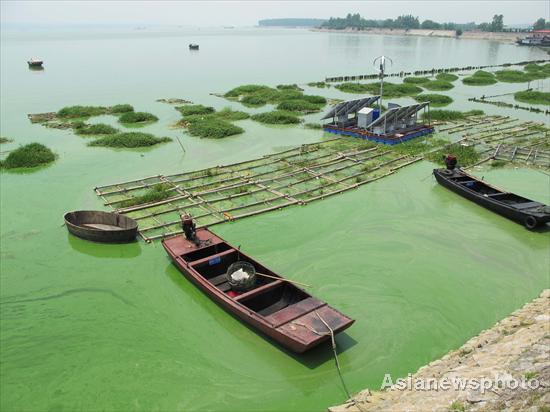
{"left": 1, "top": 0, "right": 549, "bottom": 27}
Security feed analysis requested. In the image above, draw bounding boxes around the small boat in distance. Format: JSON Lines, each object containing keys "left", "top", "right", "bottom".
{"left": 188, "top": 44, "right": 199, "bottom": 50}
{"left": 162, "top": 222, "right": 354, "bottom": 353}
{"left": 433, "top": 166, "right": 550, "bottom": 230}
{"left": 64, "top": 210, "right": 138, "bottom": 242}
{"left": 27, "top": 58, "right": 43, "bottom": 68}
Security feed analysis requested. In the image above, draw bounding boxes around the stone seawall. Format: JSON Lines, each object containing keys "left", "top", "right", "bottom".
{"left": 329, "top": 290, "right": 550, "bottom": 412}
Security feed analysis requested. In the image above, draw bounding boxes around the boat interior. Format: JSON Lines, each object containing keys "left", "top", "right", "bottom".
{"left": 450, "top": 175, "right": 540, "bottom": 208}
{"left": 179, "top": 242, "right": 311, "bottom": 317}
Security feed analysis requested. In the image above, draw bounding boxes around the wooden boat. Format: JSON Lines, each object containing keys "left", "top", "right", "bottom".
{"left": 27, "top": 58, "right": 43, "bottom": 67}
{"left": 433, "top": 168, "right": 550, "bottom": 230}
{"left": 162, "top": 228, "right": 354, "bottom": 353}
{"left": 64, "top": 210, "right": 138, "bottom": 243}
{"left": 188, "top": 44, "right": 199, "bottom": 50}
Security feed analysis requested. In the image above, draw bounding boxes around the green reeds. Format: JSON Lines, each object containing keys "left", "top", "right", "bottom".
{"left": 436, "top": 73, "right": 458, "bottom": 82}
{"left": 335, "top": 82, "right": 423, "bottom": 97}
{"left": 118, "top": 111, "right": 159, "bottom": 124}
{"left": 425, "top": 143, "right": 480, "bottom": 166}
{"left": 403, "top": 76, "right": 430, "bottom": 84}
{"left": 57, "top": 105, "right": 108, "bottom": 118}
{"left": 514, "top": 90, "right": 550, "bottom": 106}
{"left": 251, "top": 110, "right": 301, "bottom": 124}
{"left": 414, "top": 94, "right": 453, "bottom": 107}
{"left": 188, "top": 119, "right": 244, "bottom": 138}
{"left": 119, "top": 183, "right": 173, "bottom": 207}
{"left": 462, "top": 70, "right": 497, "bottom": 86}
{"left": 88, "top": 132, "right": 172, "bottom": 148}
{"left": 422, "top": 80, "right": 454, "bottom": 91}
{"left": 421, "top": 109, "right": 484, "bottom": 121}
{"left": 73, "top": 122, "right": 118, "bottom": 136}
{"left": 0, "top": 143, "right": 56, "bottom": 169}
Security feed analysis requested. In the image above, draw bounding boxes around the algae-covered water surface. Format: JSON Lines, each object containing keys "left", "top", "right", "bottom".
{"left": 1, "top": 27, "right": 549, "bottom": 411}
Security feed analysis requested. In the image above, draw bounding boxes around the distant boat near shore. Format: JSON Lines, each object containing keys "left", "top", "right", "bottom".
{"left": 189, "top": 44, "right": 199, "bottom": 50}
{"left": 27, "top": 58, "right": 43, "bottom": 68}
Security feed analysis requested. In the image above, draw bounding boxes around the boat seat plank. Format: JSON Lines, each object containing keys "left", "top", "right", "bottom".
{"left": 208, "top": 273, "right": 228, "bottom": 286}
{"left": 188, "top": 249, "right": 236, "bottom": 267}
{"left": 511, "top": 201, "right": 542, "bottom": 210}
{"left": 486, "top": 192, "right": 507, "bottom": 197}
{"left": 457, "top": 180, "right": 478, "bottom": 185}
{"left": 264, "top": 297, "right": 325, "bottom": 327}
{"left": 218, "top": 282, "right": 231, "bottom": 292}
{"left": 233, "top": 280, "right": 284, "bottom": 302}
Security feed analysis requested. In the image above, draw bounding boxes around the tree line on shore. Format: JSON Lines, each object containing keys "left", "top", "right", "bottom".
{"left": 321, "top": 13, "right": 549, "bottom": 33}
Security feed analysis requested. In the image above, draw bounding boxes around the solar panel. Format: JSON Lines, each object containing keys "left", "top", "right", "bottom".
{"left": 365, "top": 102, "right": 429, "bottom": 130}
{"left": 321, "top": 96, "right": 381, "bottom": 120}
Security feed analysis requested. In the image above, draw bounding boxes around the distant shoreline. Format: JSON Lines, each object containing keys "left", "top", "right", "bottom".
{"left": 311, "top": 27, "right": 526, "bottom": 43}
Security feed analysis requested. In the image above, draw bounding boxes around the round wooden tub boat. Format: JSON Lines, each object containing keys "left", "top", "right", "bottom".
{"left": 64, "top": 211, "right": 138, "bottom": 243}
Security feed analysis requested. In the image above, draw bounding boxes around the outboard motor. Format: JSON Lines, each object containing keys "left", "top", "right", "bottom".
{"left": 181, "top": 213, "right": 196, "bottom": 241}
{"left": 444, "top": 154, "right": 458, "bottom": 170}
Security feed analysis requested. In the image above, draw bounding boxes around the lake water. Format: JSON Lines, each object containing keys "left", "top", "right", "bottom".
{"left": 1, "top": 27, "right": 549, "bottom": 411}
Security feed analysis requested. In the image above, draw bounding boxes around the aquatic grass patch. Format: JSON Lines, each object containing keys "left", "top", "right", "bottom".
{"left": 276, "top": 84, "right": 303, "bottom": 91}
{"left": 224, "top": 84, "right": 272, "bottom": 98}
{"left": 224, "top": 84, "right": 327, "bottom": 109}
{"left": 110, "top": 104, "right": 134, "bottom": 113}
{"left": 88, "top": 132, "right": 171, "bottom": 148}
{"left": 276, "top": 99, "right": 324, "bottom": 113}
{"left": 187, "top": 119, "right": 244, "bottom": 138}
{"left": 0, "top": 137, "right": 13, "bottom": 144}
{"left": 57, "top": 105, "right": 108, "bottom": 118}
{"left": 176, "top": 105, "right": 215, "bottom": 116}
{"left": 73, "top": 122, "right": 119, "bottom": 136}
{"left": 118, "top": 111, "right": 158, "bottom": 124}
{"left": 462, "top": 70, "right": 497, "bottom": 86}
{"left": 390, "top": 136, "right": 449, "bottom": 156}
{"left": 307, "top": 81, "right": 328, "bottom": 88}
{"left": 422, "top": 80, "right": 454, "bottom": 91}
{"left": 421, "top": 109, "right": 484, "bottom": 122}
{"left": 0, "top": 143, "right": 56, "bottom": 169}
{"left": 491, "top": 160, "right": 507, "bottom": 168}
{"left": 436, "top": 73, "right": 458, "bottom": 82}
{"left": 119, "top": 183, "right": 173, "bottom": 208}
{"left": 494, "top": 70, "right": 544, "bottom": 83}
{"left": 335, "top": 81, "right": 422, "bottom": 97}
{"left": 414, "top": 94, "right": 453, "bottom": 107}
{"left": 251, "top": 110, "right": 301, "bottom": 124}
{"left": 514, "top": 90, "right": 550, "bottom": 106}
{"left": 213, "top": 108, "right": 250, "bottom": 121}
{"left": 426, "top": 143, "right": 480, "bottom": 166}
{"left": 304, "top": 123, "right": 323, "bottom": 129}
{"left": 403, "top": 76, "right": 430, "bottom": 84}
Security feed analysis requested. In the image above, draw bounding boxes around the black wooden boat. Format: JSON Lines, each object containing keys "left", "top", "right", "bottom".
{"left": 188, "top": 44, "right": 199, "bottom": 50}
{"left": 64, "top": 210, "right": 138, "bottom": 242}
{"left": 27, "top": 58, "right": 43, "bottom": 67}
{"left": 433, "top": 168, "right": 550, "bottom": 230}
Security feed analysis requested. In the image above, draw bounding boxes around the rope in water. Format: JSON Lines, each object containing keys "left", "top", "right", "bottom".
{"left": 292, "top": 312, "right": 367, "bottom": 412}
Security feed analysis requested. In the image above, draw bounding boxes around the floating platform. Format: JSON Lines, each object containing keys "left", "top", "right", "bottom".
{"left": 323, "top": 124, "right": 435, "bottom": 145}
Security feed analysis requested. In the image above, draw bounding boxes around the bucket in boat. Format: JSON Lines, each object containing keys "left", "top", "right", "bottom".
{"left": 226, "top": 261, "right": 256, "bottom": 291}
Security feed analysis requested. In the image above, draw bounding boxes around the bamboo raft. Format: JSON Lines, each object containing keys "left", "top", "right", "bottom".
{"left": 94, "top": 139, "right": 422, "bottom": 242}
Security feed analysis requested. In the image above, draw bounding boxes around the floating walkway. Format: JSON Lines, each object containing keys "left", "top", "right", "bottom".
{"left": 94, "top": 139, "right": 422, "bottom": 242}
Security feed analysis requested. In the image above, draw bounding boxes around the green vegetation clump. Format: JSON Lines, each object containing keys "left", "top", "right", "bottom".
{"left": 422, "top": 80, "right": 454, "bottom": 91}
{"left": 335, "top": 82, "right": 422, "bottom": 97}
{"left": 57, "top": 105, "right": 108, "bottom": 118}
{"left": 403, "top": 76, "right": 430, "bottom": 84}
{"left": 426, "top": 143, "right": 480, "bottom": 166}
{"left": 213, "top": 108, "right": 250, "bottom": 121}
{"left": 73, "top": 122, "right": 118, "bottom": 136}
{"left": 436, "top": 73, "right": 458, "bottom": 82}
{"left": 188, "top": 119, "right": 244, "bottom": 139}
{"left": 462, "top": 70, "right": 497, "bottom": 86}
{"left": 88, "top": 132, "right": 171, "bottom": 148}
{"left": 414, "top": 94, "right": 453, "bottom": 107}
{"left": 176, "top": 105, "right": 215, "bottom": 116}
{"left": 118, "top": 111, "right": 158, "bottom": 124}
{"left": 421, "top": 109, "right": 484, "bottom": 122}
{"left": 0, "top": 143, "right": 56, "bottom": 169}
{"left": 224, "top": 84, "right": 327, "bottom": 110}
{"left": 119, "top": 183, "right": 173, "bottom": 208}
{"left": 0, "top": 137, "right": 13, "bottom": 144}
{"left": 514, "top": 90, "right": 550, "bottom": 106}
{"left": 304, "top": 123, "right": 323, "bottom": 129}
{"left": 491, "top": 160, "right": 507, "bottom": 168}
{"left": 307, "top": 81, "right": 328, "bottom": 88}
{"left": 110, "top": 104, "right": 134, "bottom": 113}
{"left": 251, "top": 110, "right": 301, "bottom": 124}
{"left": 277, "top": 99, "right": 324, "bottom": 113}
{"left": 276, "top": 84, "right": 303, "bottom": 91}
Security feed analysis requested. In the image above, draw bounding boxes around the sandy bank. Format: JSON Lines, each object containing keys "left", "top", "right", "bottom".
{"left": 312, "top": 28, "right": 525, "bottom": 43}
{"left": 329, "top": 290, "right": 550, "bottom": 411}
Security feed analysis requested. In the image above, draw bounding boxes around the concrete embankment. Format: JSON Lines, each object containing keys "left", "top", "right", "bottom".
{"left": 329, "top": 290, "right": 550, "bottom": 412}
{"left": 312, "top": 28, "right": 525, "bottom": 43}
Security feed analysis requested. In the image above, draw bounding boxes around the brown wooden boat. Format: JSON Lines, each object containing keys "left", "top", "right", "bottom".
{"left": 162, "top": 228, "right": 354, "bottom": 353}
{"left": 64, "top": 210, "right": 138, "bottom": 243}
